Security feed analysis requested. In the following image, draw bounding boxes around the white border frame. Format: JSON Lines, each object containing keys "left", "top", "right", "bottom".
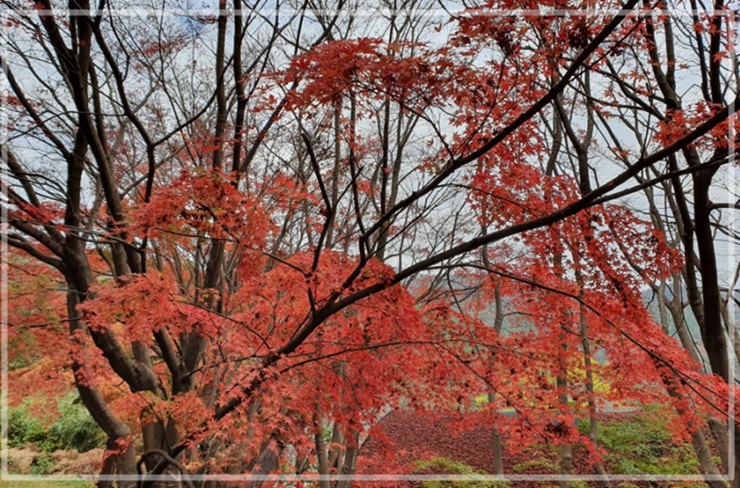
{"left": 0, "top": 4, "right": 735, "bottom": 484}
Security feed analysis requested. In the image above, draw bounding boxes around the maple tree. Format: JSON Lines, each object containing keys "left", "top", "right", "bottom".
{"left": 1, "top": 0, "right": 739, "bottom": 486}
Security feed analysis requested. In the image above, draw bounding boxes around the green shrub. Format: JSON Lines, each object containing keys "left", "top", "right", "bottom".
{"left": 511, "top": 458, "right": 559, "bottom": 473}
{"left": 46, "top": 392, "right": 106, "bottom": 452}
{"left": 8, "top": 400, "right": 47, "bottom": 447}
{"left": 31, "top": 452, "right": 54, "bottom": 475}
{"left": 0, "top": 482, "right": 93, "bottom": 488}
{"left": 8, "top": 391, "right": 106, "bottom": 453}
{"left": 413, "top": 457, "right": 510, "bottom": 488}
{"left": 415, "top": 457, "right": 479, "bottom": 474}
{"left": 597, "top": 409, "right": 699, "bottom": 475}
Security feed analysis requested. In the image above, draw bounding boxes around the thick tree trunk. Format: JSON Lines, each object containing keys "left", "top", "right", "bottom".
{"left": 247, "top": 442, "right": 284, "bottom": 488}
{"left": 486, "top": 393, "right": 504, "bottom": 474}
{"left": 142, "top": 419, "right": 180, "bottom": 471}
{"left": 336, "top": 431, "right": 360, "bottom": 488}
{"left": 99, "top": 438, "right": 137, "bottom": 488}
{"left": 692, "top": 175, "right": 735, "bottom": 488}
{"left": 656, "top": 362, "right": 725, "bottom": 488}
{"left": 314, "top": 411, "right": 331, "bottom": 488}
{"left": 708, "top": 412, "right": 730, "bottom": 474}
{"left": 491, "top": 427, "right": 504, "bottom": 475}
{"left": 316, "top": 436, "right": 331, "bottom": 488}
{"left": 733, "top": 430, "right": 740, "bottom": 488}
{"left": 688, "top": 428, "right": 726, "bottom": 488}
{"left": 68, "top": 288, "right": 138, "bottom": 486}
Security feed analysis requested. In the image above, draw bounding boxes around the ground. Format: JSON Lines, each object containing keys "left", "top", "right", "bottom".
{"left": 358, "top": 410, "right": 717, "bottom": 487}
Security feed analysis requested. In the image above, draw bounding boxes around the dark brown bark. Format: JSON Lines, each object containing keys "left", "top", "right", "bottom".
{"left": 335, "top": 430, "right": 360, "bottom": 488}
{"left": 68, "top": 289, "right": 137, "bottom": 487}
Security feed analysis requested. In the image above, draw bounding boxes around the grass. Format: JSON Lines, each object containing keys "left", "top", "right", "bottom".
{"left": 414, "top": 457, "right": 511, "bottom": 488}
{"left": 511, "top": 457, "right": 559, "bottom": 473}
{"left": 583, "top": 409, "right": 700, "bottom": 475}
{"left": 0, "top": 481, "right": 93, "bottom": 487}
{"left": 8, "top": 392, "right": 105, "bottom": 454}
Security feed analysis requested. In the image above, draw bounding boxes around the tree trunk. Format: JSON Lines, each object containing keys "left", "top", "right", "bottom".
{"left": 315, "top": 412, "right": 331, "bottom": 488}
{"left": 335, "top": 430, "right": 359, "bottom": 488}
{"left": 329, "top": 425, "right": 345, "bottom": 469}
{"left": 557, "top": 340, "right": 572, "bottom": 488}
{"left": 486, "top": 393, "right": 504, "bottom": 474}
{"left": 247, "top": 442, "right": 284, "bottom": 488}
{"left": 656, "top": 362, "right": 725, "bottom": 488}
{"left": 733, "top": 429, "right": 740, "bottom": 488}
{"left": 491, "top": 427, "right": 504, "bottom": 475}
{"left": 579, "top": 307, "right": 608, "bottom": 486}
{"left": 707, "top": 417, "right": 730, "bottom": 473}
{"left": 68, "top": 287, "right": 138, "bottom": 486}
{"left": 99, "top": 438, "right": 137, "bottom": 488}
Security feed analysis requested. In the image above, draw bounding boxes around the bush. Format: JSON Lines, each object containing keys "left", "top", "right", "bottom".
{"left": 8, "top": 400, "right": 47, "bottom": 447}
{"left": 511, "top": 458, "right": 559, "bottom": 473}
{"left": 414, "top": 457, "right": 510, "bottom": 488}
{"left": 596, "top": 409, "right": 699, "bottom": 475}
{"left": 0, "top": 482, "right": 92, "bottom": 488}
{"left": 46, "top": 392, "right": 106, "bottom": 452}
{"left": 31, "top": 452, "right": 54, "bottom": 475}
{"left": 8, "top": 391, "right": 106, "bottom": 453}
